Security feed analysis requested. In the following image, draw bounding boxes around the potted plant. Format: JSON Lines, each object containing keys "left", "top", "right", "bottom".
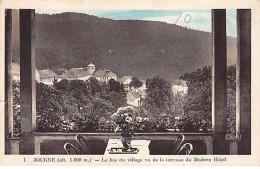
{"left": 111, "top": 106, "right": 137, "bottom": 150}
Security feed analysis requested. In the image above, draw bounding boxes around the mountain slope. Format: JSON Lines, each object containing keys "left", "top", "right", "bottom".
{"left": 31, "top": 12, "right": 237, "bottom": 82}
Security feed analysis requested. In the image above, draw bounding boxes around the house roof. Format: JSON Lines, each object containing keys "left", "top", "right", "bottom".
{"left": 70, "top": 67, "right": 88, "bottom": 71}
{"left": 94, "top": 69, "right": 116, "bottom": 77}
{"left": 59, "top": 68, "right": 90, "bottom": 78}
{"left": 73, "top": 69, "right": 91, "bottom": 78}
{"left": 51, "top": 68, "right": 66, "bottom": 75}
{"left": 58, "top": 68, "right": 91, "bottom": 79}
{"left": 88, "top": 63, "right": 95, "bottom": 67}
{"left": 39, "top": 69, "right": 57, "bottom": 79}
{"left": 117, "top": 76, "right": 132, "bottom": 84}
{"left": 58, "top": 70, "right": 74, "bottom": 78}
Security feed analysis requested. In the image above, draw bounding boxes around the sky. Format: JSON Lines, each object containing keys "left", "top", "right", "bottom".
{"left": 36, "top": 9, "right": 237, "bottom": 37}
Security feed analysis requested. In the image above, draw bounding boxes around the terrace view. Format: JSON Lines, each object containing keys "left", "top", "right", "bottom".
{"left": 5, "top": 9, "right": 251, "bottom": 155}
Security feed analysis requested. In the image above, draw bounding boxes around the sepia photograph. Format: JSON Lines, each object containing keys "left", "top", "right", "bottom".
{"left": 0, "top": 0, "right": 259, "bottom": 166}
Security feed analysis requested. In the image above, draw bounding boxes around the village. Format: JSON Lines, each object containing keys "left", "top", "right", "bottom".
{"left": 12, "top": 62, "right": 188, "bottom": 107}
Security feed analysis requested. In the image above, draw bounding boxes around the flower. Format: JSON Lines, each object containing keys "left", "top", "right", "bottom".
{"left": 123, "top": 113, "right": 129, "bottom": 116}
{"left": 136, "top": 116, "right": 143, "bottom": 123}
{"left": 116, "top": 106, "right": 135, "bottom": 114}
{"left": 143, "top": 117, "right": 149, "bottom": 122}
{"left": 111, "top": 106, "right": 138, "bottom": 137}
{"left": 125, "top": 116, "right": 133, "bottom": 123}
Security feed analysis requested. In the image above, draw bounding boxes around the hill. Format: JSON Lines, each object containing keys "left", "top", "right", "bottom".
{"left": 16, "top": 12, "right": 238, "bottom": 82}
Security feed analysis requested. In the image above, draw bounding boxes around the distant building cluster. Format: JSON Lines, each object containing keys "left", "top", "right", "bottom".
{"left": 35, "top": 63, "right": 117, "bottom": 85}
{"left": 11, "top": 62, "right": 188, "bottom": 107}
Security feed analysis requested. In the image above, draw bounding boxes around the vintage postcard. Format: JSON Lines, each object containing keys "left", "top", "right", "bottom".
{"left": 0, "top": 0, "right": 260, "bottom": 166}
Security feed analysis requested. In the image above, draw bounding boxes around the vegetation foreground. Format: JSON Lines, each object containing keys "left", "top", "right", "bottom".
{"left": 12, "top": 65, "right": 236, "bottom": 136}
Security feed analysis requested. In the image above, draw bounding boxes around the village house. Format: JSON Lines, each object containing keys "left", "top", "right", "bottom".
{"left": 172, "top": 79, "right": 188, "bottom": 95}
{"left": 38, "top": 69, "right": 58, "bottom": 85}
{"left": 139, "top": 89, "right": 147, "bottom": 98}
{"left": 57, "top": 63, "right": 95, "bottom": 81}
{"left": 130, "top": 80, "right": 146, "bottom": 93}
{"left": 57, "top": 69, "right": 77, "bottom": 81}
{"left": 58, "top": 68, "right": 91, "bottom": 81}
{"left": 117, "top": 76, "right": 147, "bottom": 93}
{"left": 117, "top": 76, "right": 132, "bottom": 92}
{"left": 50, "top": 68, "right": 66, "bottom": 82}
{"left": 127, "top": 91, "right": 141, "bottom": 107}
{"left": 94, "top": 69, "right": 117, "bottom": 83}
{"left": 11, "top": 63, "right": 41, "bottom": 82}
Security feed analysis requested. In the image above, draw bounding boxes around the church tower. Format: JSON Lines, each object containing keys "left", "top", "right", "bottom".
{"left": 87, "top": 63, "right": 95, "bottom": 74}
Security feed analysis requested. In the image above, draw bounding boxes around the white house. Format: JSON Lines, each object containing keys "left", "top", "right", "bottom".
{"left": 117, "top": 76, "right": 132, "bottom": 92}
{"left": 172, "top": 79, "right": 188, "bottom": 95}
{"left": 94, "top": 69, "right": 117, "bottom": 83}
{"left": 68, "top": 68, "right": 92, "bottom": 81}
{"left": 38, "top": 69, "right": 58, "bottom": 85}
{"left": 127, "top": 91, "right": 141, "bottom": 107}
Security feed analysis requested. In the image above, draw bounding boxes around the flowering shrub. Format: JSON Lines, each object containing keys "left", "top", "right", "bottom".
{"left": 134, "top": 117, "right": 152, "bottom": 132}
{"left": 13, "top": 81, "right": 21, "bottom": 137}
{"left": 174, "top": 116, "right": 211, "bottom": 132}
{"left": 153, "top": 115, "right": 171, "bottom": 132}
{"left": 111, "top": 106, "right": 136, "bottom": 137}
{"left": 98, "top": 117, "right": 115, "bottom": 132}
{"left": 12, "top": 79, "right": 215, "bottom": 134}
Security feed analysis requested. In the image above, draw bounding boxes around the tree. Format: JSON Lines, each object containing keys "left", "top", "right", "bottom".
{"left": 36, "top": 82, "right": 65, "bottom": 132}
{"left": 99, "top": 82, "right": 109, "bottom": 98}
{"left": 106, "top": 91, "right": 127, "bottom": 109}
{"left": 64, "top": 80, "right": 91, "bottom": 101}
{"left": 13, "top": 81, "right": 21, "bottom": 136}
{"left": 180, "top": 65, "right": 236, "bottom": 133}
{"left": 142, "top": 76, "right": 174, "bottom": 117}
{"left": 106, "top": 79, "right": 127, "bottom": 109}
{"left": 80, "top": 97, "right": 116, "bottom": 131}
{"left": 108, "top": 79, "right": 125, "bottom": 93}
{"left": 129, "top": 76, "right": 143, "bottom": 89}
{"left": 68, "top": 80, "right": 89, "bottom": 94}
{"left": 55, "top": 79, "right": 69, "bottom": 91}
{"left": 180, "top": 66, "right": 212, "bottom": 123}
{"left": 87, "top": 77, "right": 101, "bottom": 95}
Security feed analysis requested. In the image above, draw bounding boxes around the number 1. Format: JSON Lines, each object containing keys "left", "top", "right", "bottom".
{"left": 175, "top": 13, "right": 182, "bottom": 24}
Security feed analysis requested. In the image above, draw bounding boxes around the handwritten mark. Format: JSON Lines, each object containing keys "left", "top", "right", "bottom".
{"left": 175, "top": 13, "right": 192, "bottom": 24}
{"left": 184, "top": 14, "right": 192, "bottom": 23}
